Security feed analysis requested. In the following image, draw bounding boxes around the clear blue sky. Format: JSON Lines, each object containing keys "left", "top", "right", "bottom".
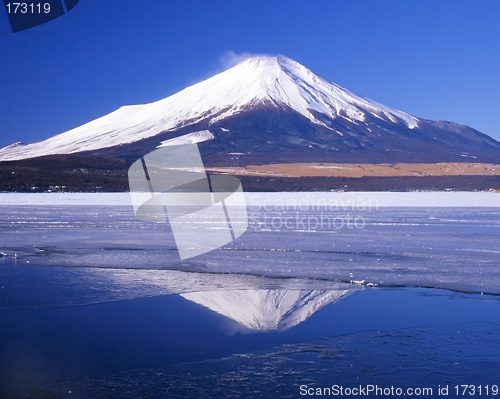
{"left": 1, "top": 0, "right": 499, "bottom": 149}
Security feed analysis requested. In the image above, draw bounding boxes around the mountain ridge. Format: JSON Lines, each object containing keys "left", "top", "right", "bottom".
{"left": 1, "top": 55, "right": 499, "bottom": 163}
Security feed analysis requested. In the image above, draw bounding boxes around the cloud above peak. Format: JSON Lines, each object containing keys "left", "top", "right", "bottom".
{"left": 219, "top": 51, "right": 277, "bottom": 70}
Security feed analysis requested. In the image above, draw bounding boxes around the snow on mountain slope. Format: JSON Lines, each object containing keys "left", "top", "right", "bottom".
{"left": 156, "top": 130, "right": 214, "bottom": 148}
{"left": 0, "top": 56, "right": 419, "bottom": 161}
{"left": 181, "top": 289, "right": 352, "bottom": 331}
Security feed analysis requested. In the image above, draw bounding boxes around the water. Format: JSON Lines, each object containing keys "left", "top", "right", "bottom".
{"left": 1, "top": 279, "right": 500, "bottom": 397}
{"left": 1, "top": 200, "right": 500, "bottom": 397}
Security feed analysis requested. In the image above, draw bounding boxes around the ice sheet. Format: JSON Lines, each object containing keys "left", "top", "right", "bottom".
{"left": 0, "top": 193, "right": 499, "bottom": 295}
{"left": 0, "top": 191, "right": 499, "bottom": 207}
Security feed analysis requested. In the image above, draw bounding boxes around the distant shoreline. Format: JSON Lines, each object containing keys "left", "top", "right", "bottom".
{"left": 1, "top": 157, "right": 499, "bottom": 193}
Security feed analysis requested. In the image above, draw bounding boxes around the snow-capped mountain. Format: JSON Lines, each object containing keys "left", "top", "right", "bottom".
{"left": 181, "top": 289, "right": 352, "bottom": 331}
{"left": 1, "top": 55, "right": 499, "bottom": 164}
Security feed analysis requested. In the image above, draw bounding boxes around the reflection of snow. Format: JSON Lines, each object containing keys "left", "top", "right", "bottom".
{"left": 0, "top": 263, "right": 356, "bottom": 311}
{"left": 181, "top": 289, "right": 352, "bottom": 331}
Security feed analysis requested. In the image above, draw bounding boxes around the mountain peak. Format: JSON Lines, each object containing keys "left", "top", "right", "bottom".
{"left": 230, "top": 54, "right": 305, "bottom": 75}
{"left": 0, "top": 55, "right": 419, "bottom": 161}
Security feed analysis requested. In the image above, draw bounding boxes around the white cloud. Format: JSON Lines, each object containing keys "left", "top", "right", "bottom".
{"left": 218, "top": 51, "right": 273, "bottom": 70}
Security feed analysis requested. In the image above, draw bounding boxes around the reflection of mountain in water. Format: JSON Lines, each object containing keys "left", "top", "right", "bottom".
{"left": 181, "top": 289, "right": 352, "bottom": 331}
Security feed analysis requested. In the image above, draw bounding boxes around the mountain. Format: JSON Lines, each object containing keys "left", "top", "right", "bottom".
{"left": 1, "top": 56, "right": 499, "bottom": 191}
{"left": 1, "top": 56, "right": 500, "bottom": 164}
{"left": 181, "top": 289, "right": 352, "bottom": 331}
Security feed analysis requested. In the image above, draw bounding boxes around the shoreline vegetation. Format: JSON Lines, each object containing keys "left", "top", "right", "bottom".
{"left": 0, "top": 156, "right": 499, "bottom": 192}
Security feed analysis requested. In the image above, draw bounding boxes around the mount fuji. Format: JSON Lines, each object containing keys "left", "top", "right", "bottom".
{"left": 1, "top": 56, "right": 499, "bottom": 191}
{"left": 2, "top": 55, "right": 500, "bottom": 163}
{"left": 181, "top": 289, "right": 352, "bottom": 331}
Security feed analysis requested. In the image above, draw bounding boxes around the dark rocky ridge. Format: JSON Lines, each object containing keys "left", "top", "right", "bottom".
{"left": 82, "top": 103, "right": 500, "bottom": 166}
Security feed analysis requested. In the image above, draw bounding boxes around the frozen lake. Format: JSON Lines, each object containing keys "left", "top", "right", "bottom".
{"left": 0, "top": 192, "right": 499, "bottom": 397}
{"left": 1, "top": 192, "right": 499, "bottom": 295}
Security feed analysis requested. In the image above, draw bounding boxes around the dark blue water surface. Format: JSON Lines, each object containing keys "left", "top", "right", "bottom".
{"left": 1, "top": 261, "right": 499, "bottom": 398}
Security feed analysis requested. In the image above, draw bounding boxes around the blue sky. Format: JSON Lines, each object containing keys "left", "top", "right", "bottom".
{"left": 1, "top": 0, "right": 499, "bottom": 149}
